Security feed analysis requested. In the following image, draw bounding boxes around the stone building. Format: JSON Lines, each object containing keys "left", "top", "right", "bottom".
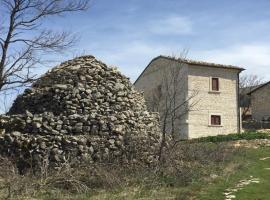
{"left": 239, "top": 85, "right": 261, "bottom": 121}
{"left": 248, "top": 81, "right": 270, "bottom": 121}
{"left": 134, "top": 55, "right": 244, "bottom": 139}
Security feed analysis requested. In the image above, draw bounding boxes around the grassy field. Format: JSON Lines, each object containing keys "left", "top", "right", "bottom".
{"left": 89, "top": 148, "right": 270, "bottom": 200}
{"left": 198, "top": 147, "right": 270, "bottom": 200}
{"left": 1, "top": 134, "right": 270, "bottom": 200}
{"left": 39, "top": 147, "right": 270, "bottom": 200}
{"left": 54, "top": 147, "right": 269, "bottom": 200}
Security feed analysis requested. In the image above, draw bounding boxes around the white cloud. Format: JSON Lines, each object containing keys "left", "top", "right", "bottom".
{"left": 111, "top": 42, "right": 267, "bottom": 83}
{"left": 149, "top": 16, "right": 193, "bottom": 35}
{"left": 191, "top": 44, "right": 270, "bottom": 80}
{"left": 89, "top": 42, "right": 174, "bottom": 81}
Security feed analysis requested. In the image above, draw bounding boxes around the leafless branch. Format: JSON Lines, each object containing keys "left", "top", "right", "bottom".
{"left": 0, "top": 0, "right": 90, "bottom": 94}
{"left": 239, "top": 74, "right": 264, "bottom": 120}
{"left": 240, "top": 74, "right": 264, "bottom": 89}
{"left": 145, "top": 52, "right": 200, "bottom": 160}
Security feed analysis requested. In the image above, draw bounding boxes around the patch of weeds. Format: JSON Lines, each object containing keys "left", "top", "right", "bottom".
{"left": 194, "top": 131, "right": 270, "bottom": 143}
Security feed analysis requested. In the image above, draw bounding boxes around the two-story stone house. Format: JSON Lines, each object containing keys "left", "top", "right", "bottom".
{"left": 134, "top": 55, "right": 244, "bottom": 139}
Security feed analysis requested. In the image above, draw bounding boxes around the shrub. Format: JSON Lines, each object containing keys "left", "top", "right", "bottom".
{"left": 0, "top": 141, "right": 239, "bottom": 199}
{"left": 194, "top": 132, "right": 270, "bottom": 143}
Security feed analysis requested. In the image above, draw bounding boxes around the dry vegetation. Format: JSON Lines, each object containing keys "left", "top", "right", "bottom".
{"left": 0, "top": 141, "right": 239, "bottom": 199}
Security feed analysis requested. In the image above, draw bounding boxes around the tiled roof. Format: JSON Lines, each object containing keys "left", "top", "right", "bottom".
{"left": 134, "top": 55, "right": 245, "bottom": 84}
{"left": 248, "top": 81, "right": 270, "bottom": 95}
{"left": 160, "top": 55, "right": 245, "bottom": 71}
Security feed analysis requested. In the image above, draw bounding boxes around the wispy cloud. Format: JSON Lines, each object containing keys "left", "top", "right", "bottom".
{"left": 2, "top": 0, "right": 270, "bottom": 113}
{"left": 80, "top": 14, "right": 193, "bottom": 39}
{"left": 89, "top": 41, "right": 175, "bottom": 81}
{"left": 148, "top": 16, "right": 193, "bottom": 35}
{"left": 191, "top": 44, "right": 270, "bottom": 80}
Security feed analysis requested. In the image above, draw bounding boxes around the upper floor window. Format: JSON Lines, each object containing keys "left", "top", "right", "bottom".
{"left": 212, "top": 78, "right": 219, "bottom": 91}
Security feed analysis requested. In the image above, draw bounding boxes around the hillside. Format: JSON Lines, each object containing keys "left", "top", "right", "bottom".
{"left": 0, "top": 132, "right": 269, "bottom": 200}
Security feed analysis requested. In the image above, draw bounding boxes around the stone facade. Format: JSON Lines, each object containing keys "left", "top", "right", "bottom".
{"left": 134, "top": 56, "right": 244, "bottom": 139}
{"left": 133, "top": 57, "right": 189, "bottom": 138}
{"left": 249, "top": 82, "right": 270, "bottom": 121}
{"left": 187, "top": 65, "right": 240, "bottom": 138}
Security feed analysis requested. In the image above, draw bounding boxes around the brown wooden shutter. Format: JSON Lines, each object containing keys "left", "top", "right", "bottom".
{"left": 216, "top": 116, "right": 221, "bottom": 125}
{"left": 211, "top": 116, "right": 215, "bottom": 125}
{"left": 211, "top": 115, "right": 221, "bottom": 125}
{"left": 212, "top": 78, "right": 219, "bottom": 91}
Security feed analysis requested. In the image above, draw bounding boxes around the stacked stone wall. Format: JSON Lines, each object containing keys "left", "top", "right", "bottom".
{"left": 0, "top": 56, "right": 161, "bottom": 168}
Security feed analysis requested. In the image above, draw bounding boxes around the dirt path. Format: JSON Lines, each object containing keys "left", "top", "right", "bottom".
{"left": 223, "top": 156, "right": 270, "bottom": 200}
{"left": 223, "top": 177, "right": 260, "bottom": 200}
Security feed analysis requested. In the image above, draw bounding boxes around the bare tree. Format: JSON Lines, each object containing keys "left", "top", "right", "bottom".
{"left": 0, "top": 89, "right": 21, "bottom": 113}
{"left": 240, "top": 74, "right": 264, "bottom": 89}
{"left": 239, "top": 74, "right": 264, "bottom": 120}
{"left": 147, "top": 54, "right": 199, "bottom": 159}
{"left": 0, "top": 0, "right": 90, "bottom": 93}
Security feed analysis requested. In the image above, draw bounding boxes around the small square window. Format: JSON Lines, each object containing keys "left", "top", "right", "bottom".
{"left": 211, "top": 115, "right": 221, "bottom": 125}
{"left": 212, "top": 78, "right": 219, "bottom": 91}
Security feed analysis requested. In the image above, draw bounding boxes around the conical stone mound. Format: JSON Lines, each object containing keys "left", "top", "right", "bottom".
{"left": 0, "top": 56, "right": 161, "bottom": 168}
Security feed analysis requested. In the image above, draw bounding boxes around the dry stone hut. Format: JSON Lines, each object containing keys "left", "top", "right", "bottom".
{"left": 0, "top": 56, "right": 161, "bottom": 168}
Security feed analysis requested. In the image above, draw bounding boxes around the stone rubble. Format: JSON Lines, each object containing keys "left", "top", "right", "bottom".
{"left": 223, "top": 176, "right": 260, "bottom": 200}
{"left": 231, "top": 139, "right": 270, "bottom": 149}
{"left": 0, "top": 55, "right": 161, "bottom": 168}
{"left": 259, "top": 157, "right": 270, "bottom": 161}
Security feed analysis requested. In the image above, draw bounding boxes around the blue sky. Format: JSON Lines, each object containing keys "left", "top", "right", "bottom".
{"left": 56, "top": 0, "right": 270, "bottom": 81}
{"left": 1, "top": 0, "right": 270, "bottom": 112}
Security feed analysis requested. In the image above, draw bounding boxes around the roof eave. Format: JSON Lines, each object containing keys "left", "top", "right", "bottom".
{"left": 134, "top": 55, "right": 245, "bottom": 85}
{"left": 159, "top": 55, "right": 245, "bottom": 71}
{"left": 247, "top": 81, "right": 270, "bottom": 95}
{"left": 133, "top": 55, "right": 163, "bottom": 85}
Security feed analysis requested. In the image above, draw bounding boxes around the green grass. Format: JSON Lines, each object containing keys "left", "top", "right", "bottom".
{"left": 1, "top": 137, "right": 270, "bottom": 200}
{"left": 32, "top": 146, "right": 270, "bottom": 200}
{"left": 198, "top": 147, "right": 270, "bottom": 200}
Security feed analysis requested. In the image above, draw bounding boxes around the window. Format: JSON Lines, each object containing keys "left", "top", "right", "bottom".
{"left": 212, "top": 78, "right": 219, "bottom": 91}
{"left": 211, "top": 115, "right": 221, "bottom": 126}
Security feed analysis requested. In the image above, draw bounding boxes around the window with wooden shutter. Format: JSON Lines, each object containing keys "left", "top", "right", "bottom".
{"left": 212, "top": 78, "right": 219, "bottom": 91}
{"left": 211, "top": 115, "right": 221, "bottom": 125}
